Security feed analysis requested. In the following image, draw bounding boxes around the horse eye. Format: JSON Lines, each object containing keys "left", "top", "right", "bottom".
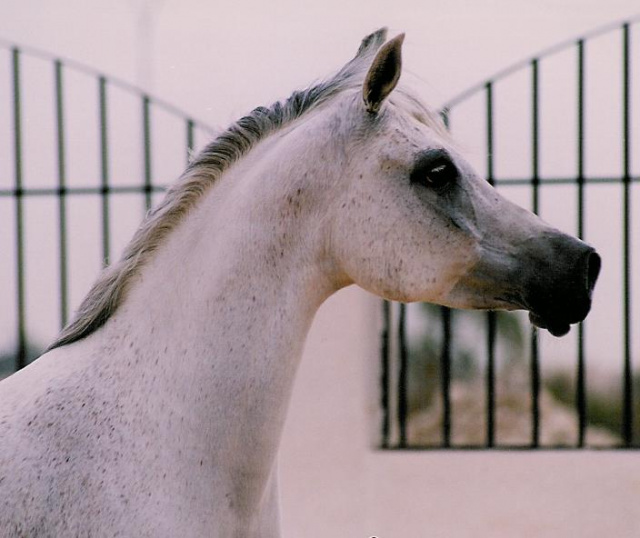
{"left": 412, "top": 159, "right": 457, "bottom": 189}
{"left": 410, "top": 153, "right": 458, "bottom": 191}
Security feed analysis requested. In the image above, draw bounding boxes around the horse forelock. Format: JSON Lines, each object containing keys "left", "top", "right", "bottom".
{"left": 48, "top": 29, "right": 441, "bottom": 351}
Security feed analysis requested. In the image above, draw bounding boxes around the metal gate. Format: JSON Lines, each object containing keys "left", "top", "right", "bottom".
{"left": 0, "top": 40, "right": 214, "bottom": 374}
{"left": 1, "top": 21, "right": 638, "bottom": 451}
{"left": 381, "top": 17, "right": 640, "bottom": 450}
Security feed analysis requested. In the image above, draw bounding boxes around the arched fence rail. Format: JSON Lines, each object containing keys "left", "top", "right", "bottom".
{"left": 381, "top": 16, "right": 640, "bottom": 450}
{"left": 0, "top": 40, "right": 215, "bottom": 373}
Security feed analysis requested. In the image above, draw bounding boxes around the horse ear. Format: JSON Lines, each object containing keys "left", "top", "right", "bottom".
{"left": 356, "top": 27, "right": 388, "bottom": 57}
{"left": 362, "top": 33, "right": 405, "bottom": 114}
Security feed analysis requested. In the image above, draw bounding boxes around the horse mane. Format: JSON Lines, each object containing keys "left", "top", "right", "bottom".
{"left": 47, "top": 29, "right": 393, "bottom": 351}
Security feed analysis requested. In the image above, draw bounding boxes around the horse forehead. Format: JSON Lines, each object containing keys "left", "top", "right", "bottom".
{"left": 379, "top": 106, "right": 448, "bottom": 151}
{"left": 368, "top": 123, "right": 446, "bottom": 169}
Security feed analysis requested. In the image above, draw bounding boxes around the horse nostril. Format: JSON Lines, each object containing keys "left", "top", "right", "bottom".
{"left": 586, "top": 251, "right": 601, "bottom": 293}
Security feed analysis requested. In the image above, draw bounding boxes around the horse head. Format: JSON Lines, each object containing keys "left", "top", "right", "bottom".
{"left": 328, "top": 29, "right": 600, "bottom": 336}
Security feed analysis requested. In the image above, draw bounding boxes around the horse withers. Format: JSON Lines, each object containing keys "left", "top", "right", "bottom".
{"left": 0, "top": 29, "right": 599, "bottom": 537}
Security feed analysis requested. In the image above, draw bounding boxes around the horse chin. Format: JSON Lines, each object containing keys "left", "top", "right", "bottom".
{"left": 447, "top": 290, "right": 576, "bottom": 338}
{"left": 528, "top": 311, "right": 571, "bottom": 338}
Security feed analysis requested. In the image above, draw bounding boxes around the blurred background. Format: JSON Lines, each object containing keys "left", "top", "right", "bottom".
{"left": 1, "top": 1, "right": 639, "bottom": 536}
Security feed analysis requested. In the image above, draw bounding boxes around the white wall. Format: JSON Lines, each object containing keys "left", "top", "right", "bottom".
{"left": 279, "top": 288, "right": 640, "bottom": 537}
{"left": 1, "top": 3, "right": 639, "bottom": 535}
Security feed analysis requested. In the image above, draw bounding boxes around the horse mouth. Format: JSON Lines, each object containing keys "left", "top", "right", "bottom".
{"left": 528, "top": 311, "right": 571, "bottom": 337}
{"left": 496, "top": 295, "right": 579, "bottom": 338}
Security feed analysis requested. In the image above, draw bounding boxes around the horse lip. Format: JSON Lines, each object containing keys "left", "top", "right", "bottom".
{"left": 528, "top": 311, "right": 571, "bottom": 337}
{"left": 498, "top": 294, "right": 575, "bottom": 338}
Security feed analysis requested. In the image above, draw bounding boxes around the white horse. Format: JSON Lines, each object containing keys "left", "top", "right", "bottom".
{"left": 0, "top": 29, "right": 599, "bottom": 537}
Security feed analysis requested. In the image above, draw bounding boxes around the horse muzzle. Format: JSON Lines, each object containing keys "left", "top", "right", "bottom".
{"left": 516, "top": 234, "right": 601, "bottom": 337}
{"left": 450, "top": 229, "right": 602, "bottom": 337}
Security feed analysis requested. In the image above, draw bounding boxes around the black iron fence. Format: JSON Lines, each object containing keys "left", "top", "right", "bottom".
{"left": 0, "top": 40, "right": 214, "bottom": 374}
{"left": 1, "top": 21, "right": 638, "bottom": 451}
{"left": 381, "top": 17, "right": 640, "bottom": 449}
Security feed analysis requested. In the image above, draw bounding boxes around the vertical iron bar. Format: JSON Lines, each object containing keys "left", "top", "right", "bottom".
{"left": 439, "top": 107, "right": 452, "bottom": 448}
{"left": 142, "top": 96, "right": 152, "bottom": 212}
{"left": 186, "top": 119, "right": 195, "bottom": 166}
{"left": 576, "top": 39, "right": 587, "bottom": 447}
{"left": 12, "top": 48, "right": 27, "bottom": 370}
{"left": 486, "top": 83, "right": 494, "bottom": 181}
{"left": 55, "top": 60, "right": 69, "bottom": 329}
{"left": 621, "top": 23, "right": 633, "bottom": 447}
{"left": 530, "top": 59, "right": 541, "bottom": 447}
{"left": 380, "top": 300, "right": 391, "bottom": 448}
{"left": 531, "top": 60, "right": 541, "bottom": 212}
{"left": 99, "top": 77, "right": 111, "bottom": 267}
{"left": 486, "top": 313, "right": 497, "bottom": 447}
{"left": 441, "top": 307, "right": 452, "bottom": 447}
{"left": 398, "top": 303, "right": 408, "bottom": 447}
{"left": 530, "top": 331, "right": 540, "bottom": 447}
{"left": 486, "top": 82, "right": 497, "bottom": 447}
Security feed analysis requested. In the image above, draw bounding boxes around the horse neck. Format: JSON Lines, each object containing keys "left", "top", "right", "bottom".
{"left": 93, "top": 121, "right": 345, "bottom": 500}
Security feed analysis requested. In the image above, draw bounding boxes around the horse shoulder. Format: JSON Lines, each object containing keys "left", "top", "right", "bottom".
{"left": 0, "top": 346, "right": 121, "bottom": 534}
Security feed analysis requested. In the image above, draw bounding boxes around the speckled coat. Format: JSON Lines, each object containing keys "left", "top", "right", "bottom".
{"left": 0, "top": 29, "right": 598, "bottom": 537}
